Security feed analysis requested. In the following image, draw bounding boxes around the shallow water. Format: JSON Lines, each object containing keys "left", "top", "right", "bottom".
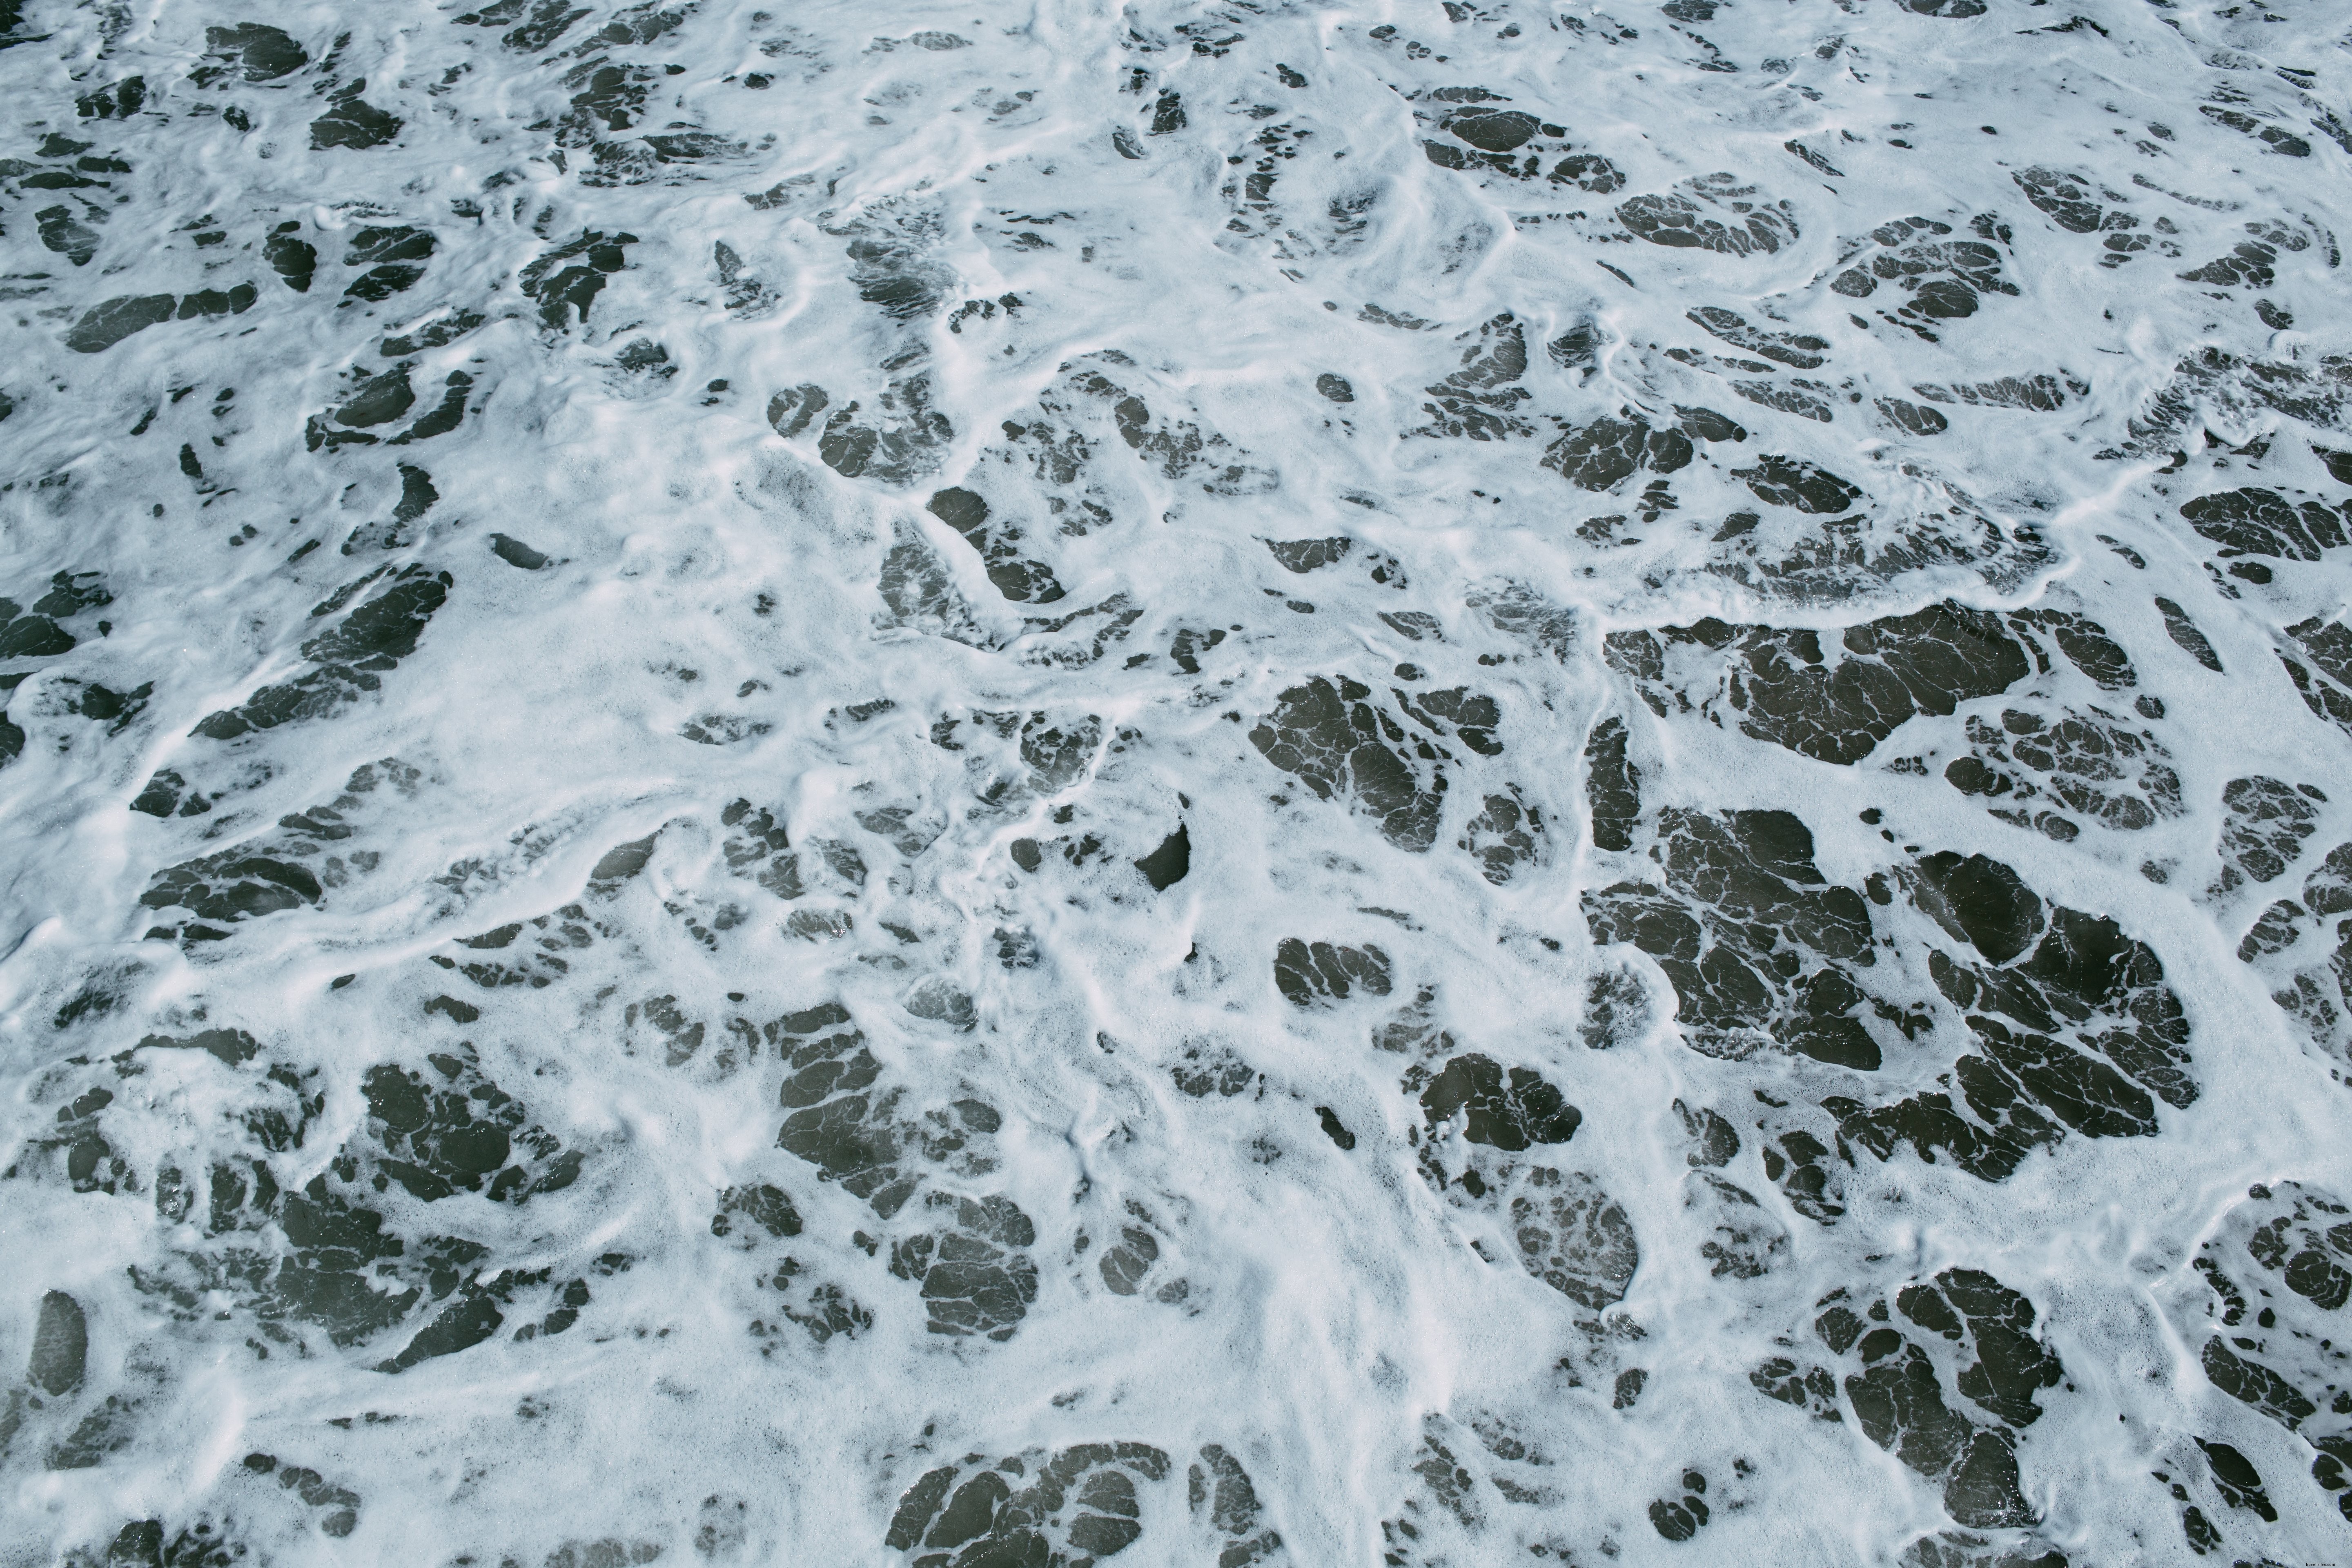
{"left": 3, "top": 0, "right": 2352, "bottom": 1562}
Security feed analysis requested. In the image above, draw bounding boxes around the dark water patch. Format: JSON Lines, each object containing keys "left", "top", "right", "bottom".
{"left": 1542, "top": 411, "right": 1696, "bottom": 492}
{"left": 1809, "top": 1270, "right": 2056, "bottom": 1526}
{"left": 1548, "top": 321, "right": 1602, "bottom": 377}
{"left": 1135, "top": 823, "right": 1189, "bottom": 889}
{"left": 2182, "top": 487, "right": 2348, "bottom": 562}
{"left": 2281, "top": 613, "right": 2352, "bottom": 740}
{"left": 1606, "top": 601, "right": 2028, "bottom": 765}
{"left": 1505, "top": 1169, "right": 1637, "bottom": 1312}
{"left": 0, "top": 603, "right": 77, "bottom": 659}
{"left": 58, "top": 679, "right": 152, "bottom": 734}
{"left": 1419, "top": 1054, "right": 1580, "bottom": 1150}
{"left": 1878, "top": 397, "right": 1948, "bottom": 435}
{"left": 2213, "top": 776, "right": 2324, "bottom": 896}
{"left": 833, "top": 209, "right": 954, "bottom": 322}
{"left": 200, "top": 22, "right": 305, "bottom": 82}
{"left": 378, "top": 372, "right": 473, "bottom": 445}
{"left": 140, "top": 760, "right": 419, "bottom": 938}
{"left": 490, "top": 535, "right": 548, "bottom": 570}
{"left": 2201, "top": 101, "right": 2310, "bottom": 158}
{"left": 2109, "top": 347, "right": 2352, "bottom": 463}
{"left": 83, "top": 1519, "right": 263, "bottom": 1566}
{"left": 1416, "top": 96, "right": 1620, "bottom": 193}
{"left": 1831, "top": 885, "right": 2192, "bottom": 1180}
{"left": 29, "top": 1290, "right": 86, "bottom": 1395}
{"left": 1750, "top": 1356, "right": 1842, "bottom": 1421}
{"left": 321, "top": 363, "right": 416, "bottom": 439}
{"left": 1676, "top": 1100, "right": 1738, "bottom": 1167}
{"left": 1445, "top": 108, "right": 1540, "bottom": 154}
{"left": 1361, "top": 302, "right": 1437, "bottom": 332}
{"left": 2013, "top": 166, "right": 2146, "bottom": 266}
{"left": 1733, "top": 455, "right": 1862, "bottom": 514}
{"left": 2180, "top": 237, "right": 2286, "bottom": 291}
{"left": 65, "top": 295, "right": 176, "bottom": 353}
{"left": 759, "top": 1260, "right": 872, "bottom": 1348}
{"left": 36, "top": 205, "right": 97, "bottom": 265}
{"left": 2237, "top": 898, "right": 2304, "bottom": 963}
{"left": 115, "top": 1047, "right": 578, "bottom": 1371}
{"left": 1618, "top": 174, "right": 1799, "bottom": 256}
{"left": 241, "top": 1452, "right": 364, "bottom": 1537}
{"left": 129, "top": 766, "right": 203, "bottom": 816}
{"left": 381, "top": 310, "right": 484, "bottom": 356}
{"left": 519, "top": 230, "right": 635, "bottom": 330}
{"left": 1172, "top": 1041, "right": 1254, "bottom": 1098}
{"left": 821, "top": 377, "right": 954, "bottom": 486}
{"left": 1687, "top": 307, "right": 1826, "bottom": 369}
{"left": 1648, "top": 1470, "right": 1709, "bottom": 1540}
{"left": 1414, "top": 312, "right": 1532, "bottom": 441}
{"left": 193, "top": 567, "right": 449, "bottom": 739}
{"left": 1586, "top": 807, "right": 1880, "bottom": 1067}
{"left": 2304, "top": 843, "right": 2352, "bottom": 917}
{"left": 876, "top": 518, "right": 991, "bottom": 643}
{"left": 902, "top": 975, "right": 972, "bottom": 1027}
{"left": 388, "top": 463, "right": 438, "bottom": 528}
{"left": 712, "top": 240, "right": 775, "bottom": 314}
{"left": 74, "top": 77, "right": 145, "bottom": 120}
{"left": 562, "top": 61, "right": 654, "bottom": 137}
{"left": 141, "top": 849, "right": 323, "bottom": 927}
{"left": 1265, "top": 536, "right": 1347, "bottom": 574}
{"left": 1760, "top": 1127, "right": 1846, "bottom": 1223}
{"left": 360, "top": 1050, "right": 579, "bottom": 1204}
{"left": 177, "top": 285, "right": 258, "bottom": 322}
{"left": 343, "top": 225, "right": 432, "bottom": 301}
{"left": 1586, "top": 716, "right": 1640, "bottom": 851}
{"left": 2175, "top": 1181, "right": 2352, "bottom": 1518}
{"left": 883, "top": 1442, "right": 1228, "bottom": 1564}
{"left": 887, "top": 1192, "right": 1038, "bottom": 1340}
{"left": 1733, "top": 378, "right": 1835, "bottom": 425}
{"left": 2196, "top": 1438, "right": 2276, "bottom": 1521}
{"left": 583, "top": 130, "right": 752, "bottom": 186}
{"left": 1943, "top": 706, "right": 2182, "bottom": 835}
{"left": 311, "top": 84, "right": 401, "bottom": 151}
{"left": 1913, "top": 853, "right": 2042, "bottom": 963}
{"left": 771, "top": 1002, "right": 1002, "bottom": 1246}
{"left": 1833, "top": 220, "right": 2018, "bottom": 336}
{"left": 1053, "top": 361, "right": 1276, "bottom": 494}
{"left": 1250, "top": 676, "right": 1448, "bottom": 851}
{"left": 1399, "top": 685, "right": 1499, "bottom": 755}
{"left": 2007, "top": 610, "right": 2134, "bottom": 690}
{"left": 264, "top": 225, "right": 316, "bottom": 291}
{"left": 923, "top": 486, "right": 1062, "bottom": 601}
{"left": 1274, "top": 938, "right": 1391, "bottom": 1006}
{"left": 2154, "top": 597, "right": 2222, "bottom": 672}
{"left": 1459, "top": 787, "right": 1544, "bottom": 884}
{"left": 1688, "top": 1171, "right": 1788, "bottom": 1278}
{"left": 765, "top": 383, "right": 829, "bottom": 438}
{"left": 499, "top": 0, "right": 589, "bottom": 52}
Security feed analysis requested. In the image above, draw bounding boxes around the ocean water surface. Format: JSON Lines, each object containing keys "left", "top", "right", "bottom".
{"left": 3, "top": 0, "right": 2352, "bottom": 1561}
